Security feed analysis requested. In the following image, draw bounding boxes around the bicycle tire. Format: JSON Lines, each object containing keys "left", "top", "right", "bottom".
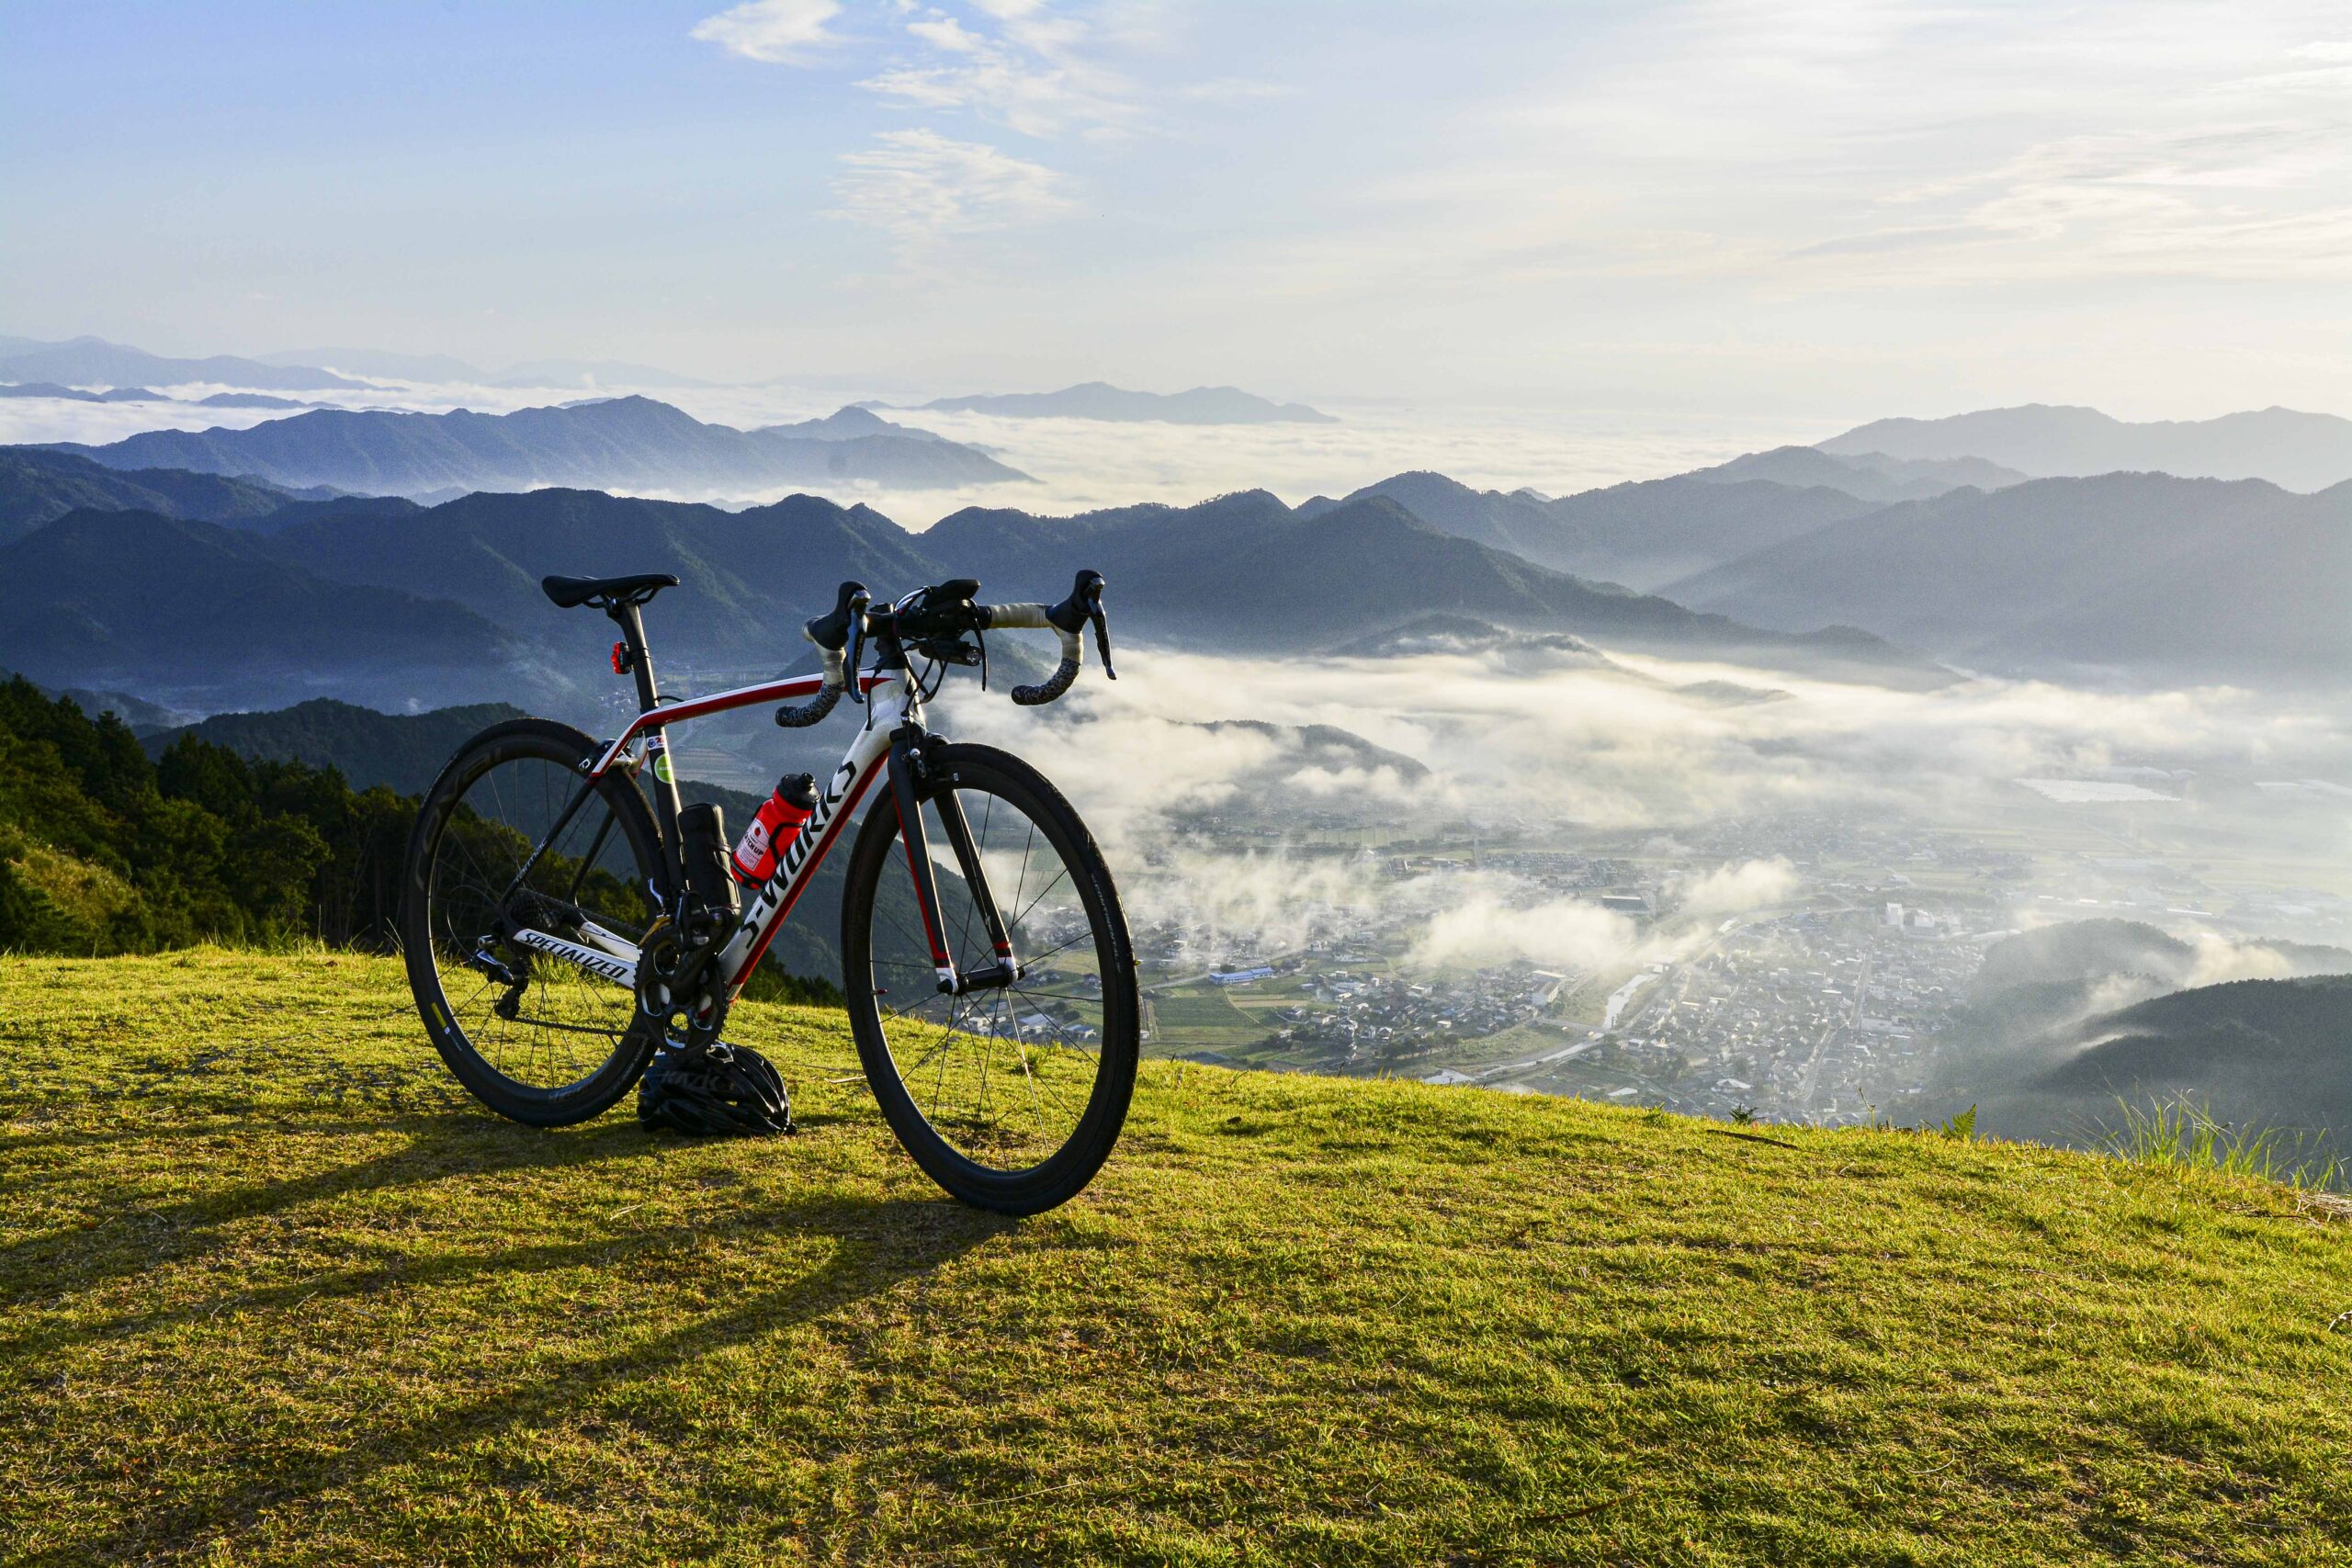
{"left": 401, "top": 717, "right": 669, "bottom": 1126}
{"left": 841, "top": 742, "right": 1138, "bottom": 1213}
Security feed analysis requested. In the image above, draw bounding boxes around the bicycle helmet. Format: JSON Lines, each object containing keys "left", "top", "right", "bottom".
{"left": 638, "top": 1040, "right": 792, "bottom": 1135}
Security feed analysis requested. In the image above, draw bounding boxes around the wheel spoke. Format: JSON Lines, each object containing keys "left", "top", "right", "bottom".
{"left": 422, "top": 749, "right": 648, "bottom": 1099}
{"left": 855, "top": 773, "right": 1129, "bottom": 1185}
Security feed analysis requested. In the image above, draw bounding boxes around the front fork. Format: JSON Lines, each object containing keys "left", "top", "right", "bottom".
{"left": 889, "top": 728, "right": 1021, "bottom": 997}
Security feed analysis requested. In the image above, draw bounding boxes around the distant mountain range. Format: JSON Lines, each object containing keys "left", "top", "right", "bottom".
{"left": 878, "top": 382, "right": 1337, "bottom": 425}
{"left": 0, "top": 449, "right": 297, "bottom": 543}
{"left": 11, "top": 393, "right": 2346, "bottom": 713}
{"left": 0, "top": 509, "right": 533, "bottom": 711}
{"left": 0, "top": 449, "right": 1936, "bottom": 716}
{"left": 2, "top": 382, "right": 316, "bottom": 410}
{"left": 1301, "top": 468, "right": 1886, "bottom": 590}
{"left": 919, "top": 489, "right": 1928, "bottom": 679}
{"left": 1661, "top": 472, "right": 2352, "bottom": 682}
{"left": 0, "top": 335, "right": 363, "bottom": 392}
{"left": 28, "top": 395, "right": 1027, "bottom": 498}
{"left": 1818, "top": 404, "right": 2352, "bottom": 492}
{"left": 0, "top": 381, "right": 166, "bottom": 404}
{"left": 262, "top": 486, "right": 942, "bottom": 669}
{"left": 1293, "top": 446, "right": 2346, "bottom": 685}
{"left": 270, "top": 483, "right": 1915, "bottom": 674}
{"left": 0, "top": 334, "right": 719, "bottom": 393}
{"left": 1690, "top": 446, "right": 2028, "bottom": 503}
{"left": 756, "top": 405, "right": 959, "bottom": 446}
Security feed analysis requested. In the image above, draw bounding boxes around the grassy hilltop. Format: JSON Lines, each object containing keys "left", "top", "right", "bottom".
{"left": 4, "top": 952, "right": 2350, "bottom": 1565}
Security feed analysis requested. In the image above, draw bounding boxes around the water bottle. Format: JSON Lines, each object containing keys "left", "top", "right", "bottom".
{"left": 732, "top": 772, "right": 817, "bottom": 886}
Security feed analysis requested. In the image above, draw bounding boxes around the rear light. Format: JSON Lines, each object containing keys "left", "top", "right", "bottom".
{"left": 611, "top": 641, "right": 628, "bottom": 674}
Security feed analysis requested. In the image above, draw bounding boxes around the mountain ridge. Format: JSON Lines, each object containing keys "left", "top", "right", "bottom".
{"left": 28, "top": 395, "right": 1027, "bottom": 498}
{"left": 0, "top": 335, "right": 362, "bottom": 392}
{"left": 923, "top": 488, "right": 1939, "bottom": 681}
{"left": 1661, "top": 470, "right": 2351, "bottom": 682}
{"left": 1300, "top": 468, "right": 1883, "bottom": 591}
{"left": 0, "top": 449, "right": 296, "bottom": 543}
{"left": 0, "top": 508, "right": 535, "bottom": 711}
{"left": 1818, "top": 403, "right": 2352, "bottom": 491}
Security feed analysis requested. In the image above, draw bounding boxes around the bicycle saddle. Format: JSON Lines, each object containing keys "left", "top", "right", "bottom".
{"left": 541, "top": 572, "right": 678, "bottom": 609}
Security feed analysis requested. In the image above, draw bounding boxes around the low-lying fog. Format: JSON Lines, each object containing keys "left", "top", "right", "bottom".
{"left": 0, "top": 376, "right": 1823, "bottom": 520}
{"left": 917, "top": 633, "right": 2349, "bottom": 1142}
{"left": 937, "top": 639, "right": 2349, "bottom": 962}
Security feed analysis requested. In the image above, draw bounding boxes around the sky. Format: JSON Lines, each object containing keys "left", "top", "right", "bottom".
{"left": 4, "top": 1, "right": 2349, "bottom": 421}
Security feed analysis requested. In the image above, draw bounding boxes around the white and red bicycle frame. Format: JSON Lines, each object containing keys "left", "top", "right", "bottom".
{"left": 505, "top": 661, "right": 988, "bottom": 1006}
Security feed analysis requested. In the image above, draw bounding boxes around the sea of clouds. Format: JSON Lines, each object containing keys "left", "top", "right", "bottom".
{"left": 0, "top": 372, "right": 1824, "bottom": 525}
{"left": 931, "top": 637, "right": 2352, "bottom": 976}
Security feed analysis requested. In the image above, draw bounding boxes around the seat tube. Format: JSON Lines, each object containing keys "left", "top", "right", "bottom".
{"left": 611, "top": 601, "right": 683, "bottom": 856}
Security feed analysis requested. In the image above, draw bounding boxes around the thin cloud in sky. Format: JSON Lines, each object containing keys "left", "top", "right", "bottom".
{"left": 857, "top": 1, "right": 1143, "bottom": 139}
{"left": 701, "top": 2, "right": 1165, "bottom": 260}
{"left": 693, "top": 1, "right": 1146, "bottom": 137}
{"left": 825, "top": 127, "right": 1072, "bottom": 247}
{"left": 1481, "top": 0, "right": 2352, "bottom": 291}
{"left": 689, "top": 0, "right": 843, "bottom": 63}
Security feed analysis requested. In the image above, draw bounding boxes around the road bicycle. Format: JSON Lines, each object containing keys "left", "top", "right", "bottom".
{"left": 400, "top": 568, "right": 1137, "bottom": 1214}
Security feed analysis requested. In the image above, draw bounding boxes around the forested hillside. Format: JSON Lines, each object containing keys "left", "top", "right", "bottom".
{"left": 0, "top": 676, "right": 414, "bottom": 953}
{"left": 0, "top": 680, "right": 841, "bottom": 995}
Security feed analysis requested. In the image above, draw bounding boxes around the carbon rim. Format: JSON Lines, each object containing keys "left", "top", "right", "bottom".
{"left": 420, "top": 748, "right": 658, "bottom": 1094}
{"left": 861, "top": 779, "right": 1118, "bottom": 1174}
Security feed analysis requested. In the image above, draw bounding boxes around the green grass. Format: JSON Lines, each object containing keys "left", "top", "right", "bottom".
{"left": 2097, "top": 1097, "right": 2345, "bottom": 1191}
{"left": 6, "top": 951, "right": 2352, "bottom": 1565}
{"left": 1147, "top": 988, "right": 1270, "bottom": 1051}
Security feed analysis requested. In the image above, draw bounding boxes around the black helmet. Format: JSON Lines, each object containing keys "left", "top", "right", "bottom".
{"left": 638, "top": 1041, "right": 792, "bottom": 1135}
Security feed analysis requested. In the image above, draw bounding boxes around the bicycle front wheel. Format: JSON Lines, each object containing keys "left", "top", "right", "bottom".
{"left": 841, "top": 743, "right": 1138, "bottom": 1213}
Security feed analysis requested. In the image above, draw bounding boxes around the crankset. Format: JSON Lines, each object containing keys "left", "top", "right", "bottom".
{"left": 635, "top": 913, "right": 735, "bottom": 1045}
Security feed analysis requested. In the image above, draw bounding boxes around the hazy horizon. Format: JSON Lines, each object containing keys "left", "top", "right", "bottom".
{"left": 7, "top": 1, "right": 2349, "bottom": 422}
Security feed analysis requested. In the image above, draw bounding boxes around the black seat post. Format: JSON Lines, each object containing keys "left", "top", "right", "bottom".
{"left": 607, "top": 598, "right": 684, "bottom": 854}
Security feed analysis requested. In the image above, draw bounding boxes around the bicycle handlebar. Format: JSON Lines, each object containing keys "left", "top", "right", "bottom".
{"left": 775, "top": 581, "right": 868, "bottom": 727}
{"left": 986, "top": 570, "right": 1114, "bottom": 705}
{"left": 775, "top": 570, "right": 1113, "bottom": 726}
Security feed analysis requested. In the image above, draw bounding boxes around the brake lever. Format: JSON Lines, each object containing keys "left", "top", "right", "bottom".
{"left": 1088, "top": 588, "right": 1116, "bottom": 681}
{"left": 845, "top": 610, "right": 869, "bottom": 706}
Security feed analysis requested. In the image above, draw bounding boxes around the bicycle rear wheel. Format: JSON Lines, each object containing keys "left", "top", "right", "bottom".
{"left": 401, "top": 718, "right": 668, "bottom": 1125}
{"left": 841, "top": 743, "right": 1138, "bottom": 1213}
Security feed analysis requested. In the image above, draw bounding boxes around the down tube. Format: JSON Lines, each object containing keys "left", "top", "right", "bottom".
{"left": 718, "top": 718, "right": 895, "bottom": 993}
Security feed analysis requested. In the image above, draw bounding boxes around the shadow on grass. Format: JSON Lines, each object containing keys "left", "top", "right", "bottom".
{"left": 20, "top": 1190, "right": 1009, "bottom": 1566}
{"left": 0, "top": 1106, "right": 802, "bottom": 1309}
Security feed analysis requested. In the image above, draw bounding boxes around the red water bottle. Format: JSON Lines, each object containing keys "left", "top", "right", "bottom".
{"left": 731, "top": 773, "right": 818, "bottom": 886}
